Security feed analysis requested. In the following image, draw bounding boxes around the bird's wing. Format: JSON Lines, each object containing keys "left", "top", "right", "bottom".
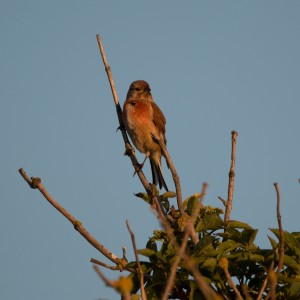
{"left": 150, "top": 101, "right": 167, "bottom": 144}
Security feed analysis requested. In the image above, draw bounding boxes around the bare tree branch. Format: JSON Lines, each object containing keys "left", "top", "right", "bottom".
{"left": 223, "top": 130, "right": 238, "bottom": 222}
{"left": 19, "top": 168, "right": 123, "bottom": 267}
{"left": 155, "top": 136, "right": 183, "bottom": 215}
{"left": 126, "top": 220, "right": 147, "bottom": 300}
{"left": 266, "top": 183, "right": 285, "bottom": 300}
{"left": 90, "top": 258, "right": 120, "bottom": 270}
{"left": 96, "top": 34, "right": 170, "bottom": 226}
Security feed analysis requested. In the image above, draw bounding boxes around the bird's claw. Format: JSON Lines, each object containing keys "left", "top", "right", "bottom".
{"left": 132, "top": 162, "right": 145, "bottom": 177}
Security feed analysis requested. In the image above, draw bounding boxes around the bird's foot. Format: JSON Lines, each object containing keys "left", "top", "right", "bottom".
{"left": 132, "top": 161, "right": 145, "bottom": 177}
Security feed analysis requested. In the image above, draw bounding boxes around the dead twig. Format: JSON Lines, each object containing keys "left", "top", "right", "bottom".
{"left": 126, "top": 220, "right": 147, "bottom": 300}
{"left": 155, "top": 136, "right": 183, "bottom": 215}
{"left": 19, "top": 168, "right": 123, "bottom": 267}
{"left": 90, "top": 258, "right": 119, "bottom": 270}
{"left": 96, "top": 34, "right": 168, "bottom": 224}
{"left": 224, "top": 130, "right": 238, "bottom": 222}
{"left": 265, "top": 183, "right": 285, "bottom": 300}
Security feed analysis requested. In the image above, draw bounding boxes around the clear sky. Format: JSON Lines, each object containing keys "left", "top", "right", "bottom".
{"left": 1, "top": 1, "right": 299, "bottom": 299}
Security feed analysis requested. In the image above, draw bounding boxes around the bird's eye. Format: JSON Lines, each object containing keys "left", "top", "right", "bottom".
{"left": 135, "top": 87, "right": 141, "bottom": 91}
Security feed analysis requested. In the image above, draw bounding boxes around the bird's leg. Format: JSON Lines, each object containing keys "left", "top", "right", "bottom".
{"left": 133, "top": 151, "right": 150, "bottom": 177}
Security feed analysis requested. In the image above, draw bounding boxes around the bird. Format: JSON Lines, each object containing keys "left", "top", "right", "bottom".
{"left": 122, "top": 80, "right": 169, "bottom": 191}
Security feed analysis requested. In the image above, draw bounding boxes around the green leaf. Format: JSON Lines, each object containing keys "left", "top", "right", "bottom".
{"left": 137, "top": 248, "right": 157, "bottom": 258}
{"left": 268, "top": 235, "right": 278, "bottom": 249}
{"left": 227, "top": 252, "right": 265, "bottom": 263}
{"left": 226, "top": 220, "right": 253, "bottom": 230}
{"left": 270, "top": 229, "right": 300, "bottom": 260}
{"left": 241, "top": 228, "right": 258, "bottom": 245}
{"left": 186, "top": 194, "right": 200, "bottom": 215}
{"left": 217, "top": 240, "right": 241, "bottom": 259}
{"left": 146, "top": 239, "right": 158, "bottom": 252}
{"left": 289, "top": 280, "right": 300, "bottom": 298}
{"left": 134, "top": 192, "right": 151, "bottom": 204}
{"left": 283, "top": 255, "right": 300, "bottom": 274}
{"left": 196, "top": 213, "right": 223, "bottom": 231}
{"left": 200, "top": 257, "right": 218, "bottom": 272}
{"left": 159, "top": 191, "right": 176, "bottom": 200}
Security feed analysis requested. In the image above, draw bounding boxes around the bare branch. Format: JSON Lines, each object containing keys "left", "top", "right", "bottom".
{"left": 266, "top": 183, "right": 285, "bottom": 300}
{"left": 274, "top": 182, "right": 284, "bottom": 278}
{"left": 155, "top": 136, "right": 183, "bottom": 215}
{"left": 126, "top": 220, "right": 147, "bottom": 300}
{"left": 19, "top": 168, "right": 122, "bottom": 266}
{"left": 96, "top": 34, "right": 169, "bottom": 226}
{"left": 90, "top": 258, "right": 119, "bottom": 270}
{"left": 224, "top": 130, "right": 238, "bottom": 222}
{"left": 257, "top": 259, "right": 275, "bottom": 300}
{"left": 219, "top": 258, "right": 243, "bottom": 300}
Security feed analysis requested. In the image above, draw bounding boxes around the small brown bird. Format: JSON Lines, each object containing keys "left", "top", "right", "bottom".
{"left": 122, "top": 80, "right": 168, "bottom": 191}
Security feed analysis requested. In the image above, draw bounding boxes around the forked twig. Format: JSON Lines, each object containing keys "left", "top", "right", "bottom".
{"left": 19, "top": 168, "right": 122, "bottom": 267}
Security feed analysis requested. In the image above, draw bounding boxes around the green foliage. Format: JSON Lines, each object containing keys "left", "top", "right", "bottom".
{"left": 127, "top": 193, "right": 300, "bottom": 299}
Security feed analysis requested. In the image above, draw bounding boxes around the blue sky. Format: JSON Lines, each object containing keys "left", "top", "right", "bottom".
{"left": 1, "top": 1, "right": 300, "bottom": 299}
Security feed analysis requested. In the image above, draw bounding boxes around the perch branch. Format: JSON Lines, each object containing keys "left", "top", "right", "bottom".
{"left": 19, "top": 168, "right": 122, "bottom": 267}
{"left": 224, "top": 130, "right": 238, "bottom": 222}
{"left": 96, "top": 34, "right": 168, "bottom": 224}
{"left": 155, "top": 136, "right": 183, "bottom": 215}
{"left": 126, "top": 220, "right": 146, "bottom": 300}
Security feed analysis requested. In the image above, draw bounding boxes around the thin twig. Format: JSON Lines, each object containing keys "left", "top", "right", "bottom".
{"left": 90, "top": 258, "right": 119, "bottom": 270}
{"left": 156, "top": 137, "right": 183, "bottom": 215}
{"left": 265, "top": 183, "right": 285, "bottom": 300}
{"left": 162, "top": 183, "right": 208, "bottom": 300}
{"left": 126, "top": 220, "right": 147, "bottom": 300}
{"left": 242, "top": 284, "right": 253, "bottom": 300}
{"left": 96, "top": 34, "right": 150, "bottom": 190}
{"left": 219, "top": 257, "right": 243, "bottom": 300}
{"left": 274, "top": 183, "right": 284, "bottom": 278}
{"left": 257, "top": 259, "right": 275, "bottom": 300}
{"left": 96, "top": 34, "right": 169, "bottom": 225}
{"left": 224, "top": 130, "right": 238, "bottom": 222}
{"left": 19, "top": 168, "right": 122, "bottom": 266}
{"left": 223, "top": 266, "right": 243, "bottom": 300}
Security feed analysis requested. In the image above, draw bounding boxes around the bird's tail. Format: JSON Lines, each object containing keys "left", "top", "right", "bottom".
{"left": 150, "top": 159, "right": 168, "bottom": 191}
